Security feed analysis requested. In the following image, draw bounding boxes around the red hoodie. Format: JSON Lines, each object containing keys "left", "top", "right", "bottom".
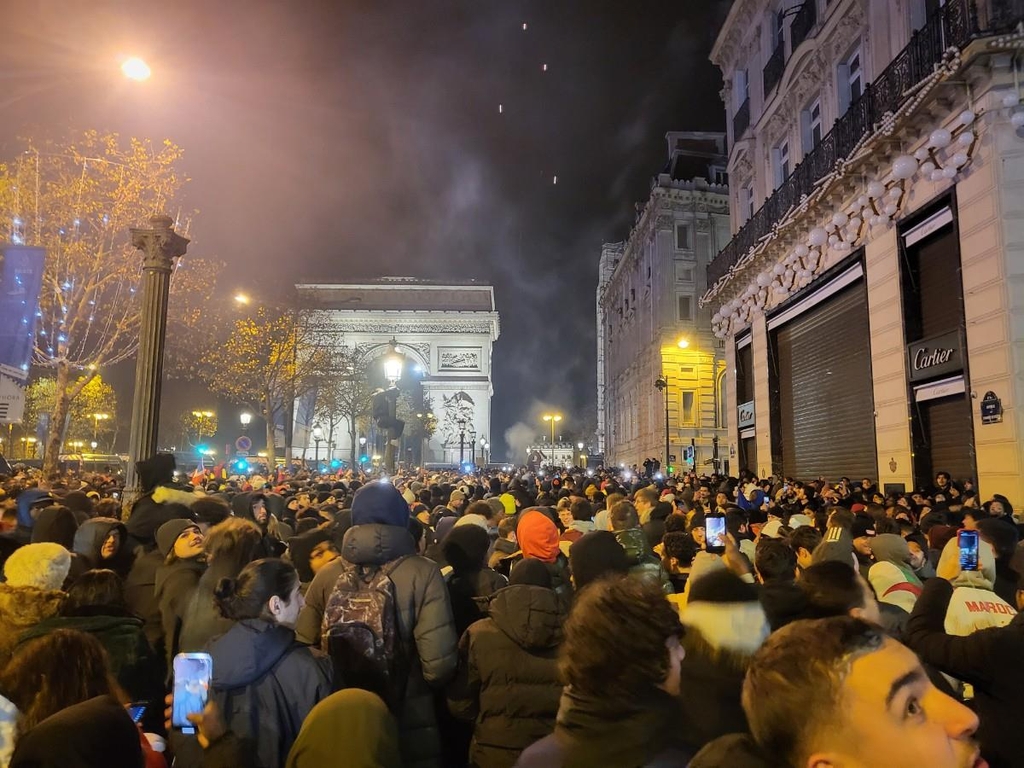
{"left": 517, "top": 510, "right": 560, "bottom": 563}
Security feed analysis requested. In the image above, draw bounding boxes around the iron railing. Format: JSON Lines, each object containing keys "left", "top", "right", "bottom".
{"left": 763, "top": 40, "right": 786, "bottom": 97}
{"left": 790, "top": 0, "right": 818, "bottom": 49}
{"left": 733, "top": 96, "right": 751, "bottom": 140}
{"left": 708, "top": 0, "right": 1020, "bottom": 287}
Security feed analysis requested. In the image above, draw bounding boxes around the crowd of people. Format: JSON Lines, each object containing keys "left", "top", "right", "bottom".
{"left": 0, "top": 453, "right": 1020, "bottom": 767}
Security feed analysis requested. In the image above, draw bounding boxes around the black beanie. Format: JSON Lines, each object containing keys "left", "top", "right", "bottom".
{"left": 688, "top": 568, "right": 759, "bottom": 604}
{"left": 569, "top": 531, "right": 630, "bottom": 591}
{"left": 510, "top": 557, "right": 553, "bottom": 588}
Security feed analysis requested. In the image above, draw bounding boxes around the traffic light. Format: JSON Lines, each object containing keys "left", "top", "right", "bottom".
{"left": 667, "top": 465, "right": 674, "bottom": 474}
{"left": 330, "top": 459, "right": 341, "bottom": 469}
{"left": 360, "top": 455, "right": 368, "bottom": 463}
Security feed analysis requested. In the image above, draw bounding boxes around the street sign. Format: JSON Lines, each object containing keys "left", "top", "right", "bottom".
{"left": 235, "top": 435, "right": 252, "bottom": 455}
{"left": 980, "top": 391, "right": 1003, "bottom": 424}
{"left": 668, "top": 454, "right": 676, "bottom": 462}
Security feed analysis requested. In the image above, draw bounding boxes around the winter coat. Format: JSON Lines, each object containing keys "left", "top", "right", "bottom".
{"left": 9, "top": 694, "right": 144, "bottom": 768}
{"left": 757, "top": 581, "right": 808, "bottom": 631}
{"left": 155, "top": 556, "right": 205, "bottom": 671}
{"left": 18, "top": 609, "right": 164, "bottom": 725}
{"left": 614, "top": 528, "right": 674, "bottom": 594}
{"left": 905, "top": 578, "right": 1024, "bottom": 768}
{"left": 448, "top": 585, "right": 563, "bottom": 768}
{"left": 202, "top": 619, "right": 331, "bottom": 768}
{"left": 124, "top": 547, "right": 165, "bottom": 653}
{"left": 285, "top": 689, "right": 401, "bottom": 768}
{"left": 677, "top": 598, "right": 768, "bottom": 754}
{"left": 515, "top": 687, "right": 690, "bottom": 768}
{"left": 126, "top": 485, "right": 196, "bottom": 552}
{"left": 72, "top": 517, "right": 134, "bottom": 577}
{"left": 447, "top": 568, "right": 508, "bottom": 637}
{"left": 178, "top": 558, "right": 240, "bottom": 653}
{"left": 0, "top": 583, "right": 64, "bottom": 662}
{"left": 296, "top": 522, "right": 459, "bottom": 768}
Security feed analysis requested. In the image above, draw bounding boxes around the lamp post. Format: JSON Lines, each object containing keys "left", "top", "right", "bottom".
{"left": 542, "top": 413, "right": 562, "bottom": 467}
{"left": 483, "top": 440, "right": 489, "bottom": 466}
{"left": 358, "top": 436, "right": 367, "bottom": 470}
{"left": 382, "top": 338, "right": 403, "bottom": 474}
{"left": 123, "top": 215, "right": 190, "bottom": 511}
{"left": 457, "top": 418, "right": 467, "bottom": 465}
{"left": 312, "top": 424, "right": 323, "bottom": 470}
{"left": 239, "top": 411, "right": 252, "bottom": 435}
{"left": 654, "top": 376, "right": 670, "bottom": 475}
{"left": 578, "top": 441, "right": 587, "bottom": 468}
{"left": 478, "top": 436, "right": 486, "bottom": 467}
{"left": 91, "top": 412, "right": 111, "bottom": 443}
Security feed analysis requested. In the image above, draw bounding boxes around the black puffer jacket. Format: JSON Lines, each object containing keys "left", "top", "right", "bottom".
{"left": 448, "top": 584, "right": 563, "bottom": 768}
{"left": 124, "top": 547, "right": 164, "bottom": 652}
{"left": 126, "top": 484, "right": 196, "bottom": 552}
{"left": 296, "top": 523, "right": 459, "bottom": 768}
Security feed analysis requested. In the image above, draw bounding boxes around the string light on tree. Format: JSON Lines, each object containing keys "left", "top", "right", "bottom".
{"left": 522, "top": 22, "right": 528, "bottom": 31}
{"left": 552, "top": 175, "right": 558, "bottom": 185}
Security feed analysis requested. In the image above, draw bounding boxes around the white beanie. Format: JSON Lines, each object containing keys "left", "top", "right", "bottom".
{"left": 4, "top": 543, "right": 71, "bottom": 591}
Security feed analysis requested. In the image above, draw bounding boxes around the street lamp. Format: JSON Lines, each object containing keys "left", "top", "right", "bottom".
{"left": 478, "top": 436, "right": 486, "bottom": 466}
{"left": 120, "top": 57, "right": 152, "bottom": 82}
{"left": 90, "top": 440, "right": 98, "bottom": 451}
{"left": 383, "top": 338, "right": 403, "bottom": 384}
{"left": 91, "top": 412, "right": 111, "bottom": 443}
{"left": 312, "top": 425, "right": 323, "bottom": 470}
{"left": 239, "top": 411, "right": 252, "bottom": 435}
{"left": 457, "top": 418, "right": 468, "bottom": 465}
{"left": 542, "top": 413, "right": 562, "bottom": 466}
{"left": 678, "top": 338, "right": 690, "bottom": 349}
{"left": 192, "top": 410, "right": 214, "bottom": 444}
{"left": 233, "top": 292, "right": 251, "bottom": 306}
{"left": 654, "top": 376, "right": 670, "bottom": 475}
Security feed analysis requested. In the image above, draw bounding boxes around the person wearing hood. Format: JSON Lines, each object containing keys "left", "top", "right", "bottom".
{"left": 155, "top": 519, "right": 207, "bottom": 671}
{"left": 12, "top": 486, "right": 56, "bottom": 544}
{"left": 0, "top": 542, "right": 70, "bottom": 661}
{"left": 905, "top": 539, "right": 1024, "bottom": 768}
{"left": 30, "top": 504, "right": 87, "bottom": 585}
{"left": 126, "top": 453, "right": 197, "bottom": 552}
{"left": 443, "top": 524, "right": 508, "bottom": 637}
{"left": 609, "top": 501, "right": 674, "bottom": 594}
{"left": 568, "top": 530, "right": 631, "bottom": 592}
{"left": 61, "top": 490, "right": 95, "bottom": 524}
{"left": 287, "top": 527, "right": 339, "bottom": 594}
{"left": 284, "top": 689, "right": 400, "bottom": 768}
{"left": 72, "top": 517, "right": 134, "bottom": 579}
{"left": 867, "top": 533, "right": 923, "bottom": 614}
{"left": 678, "top": 569, "right": 770, "bottom": 755}
{"left": 174, "top": 558, "right": 331, "bottom": 768}
{"left": 17, "top": 569, "right": 164, "bottom": 734}
{"left": 509, "top": 508, "right": 573, "bottom": 606}
{"left": 516, "top": 575, "right": 689, "bottom": 768}
{"left": 296, "top": 481, "right": 458, "bottom": 768}
{"left": 448, "top": 558, "right": 563, "bottom": 768}
{"left": 232, "top": 492, "right": 286, "bottom": 559}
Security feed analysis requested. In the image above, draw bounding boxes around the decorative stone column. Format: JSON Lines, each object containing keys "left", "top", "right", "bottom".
{"left": 122, "top": 215, "right": 189, "bottom": 512}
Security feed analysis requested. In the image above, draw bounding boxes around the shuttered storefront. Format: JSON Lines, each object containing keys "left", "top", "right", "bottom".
{"left": 740, "top": 436, "right": 757, "bottom": 476}
{"left": 916, "top": 393, "right": 974, "bottom": 483}
{"left": 735, "top": 335, "right": 756, "bottom": 473}
{"left": 771, "top": 273, "right": 877, "bottom": 480}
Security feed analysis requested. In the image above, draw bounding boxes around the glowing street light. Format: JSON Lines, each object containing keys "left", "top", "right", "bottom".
{"left": 541, "top": 413, "right": 563, "bottom": 463}
{"left": 234, "top": 292, "right": 251, "bottom": 305}
{"left": 120, "top": 57, "right": 151, "bottom": 82}
{"left": 383, "top": 338, "right": 403, "bottom": 384}
{"left": 678, "top": 338, "right": 690, "bottom": 349}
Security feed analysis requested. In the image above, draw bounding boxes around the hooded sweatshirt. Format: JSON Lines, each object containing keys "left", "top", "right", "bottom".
{"left": 867, "top": 534, "right": 923, "bottom": 614}
{"left": 517, "top": 510, "right": 560, "bottom": 563}
{"left": 204, "top": 619, "right": 332, "bottom": 768}
{"left": 72, "top": 517, "right": 133, "bottom": 577}
{"left": 285, "top": 689, "right": 400, "bottom": 768}
{"left": 935, "top": 537, "right": 1016, "bottom": 636}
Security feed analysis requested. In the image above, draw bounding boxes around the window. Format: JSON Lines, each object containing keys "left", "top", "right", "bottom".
{"left": 770, "top": 7, "right": 785, "bottom": 50}
{"left": 772, "top": 139, "right": 790, "bottom": 188}
{"left": 801, "top": 98, "right": 822, "bottom": 152}
{"left": 739, "top": 184, "right": 755, "bottom": 224}
{"left": 709, "top": 165, "right": 728, "bottom": 185}
{"left": 681, "top": 391, "right": 697, "bottom": 426}
{"left": 677, "top": 294, "right": 693, "bottom": 321}
{"left": 675, "top": 223, "right": 693, "bottom": 250}
{"left": 734, "top": 68, "right": 749, "bottom": 109}
{"left": 676, "top": 263, "right": 695, "bottom": 283}
{"left": 838, "top": 47, "right": 863, "bottom": 114}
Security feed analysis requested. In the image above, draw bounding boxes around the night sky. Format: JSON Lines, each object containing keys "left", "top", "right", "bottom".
{"left": 1, "top": 0, "right": 727, "bottom": 459}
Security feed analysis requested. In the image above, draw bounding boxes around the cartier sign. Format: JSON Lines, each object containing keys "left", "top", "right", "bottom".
{"left": 737, "top": 400, "right": 755, "bottom": 429}
{"left": 907, "top": 331, "right": 963, "bottom": 383}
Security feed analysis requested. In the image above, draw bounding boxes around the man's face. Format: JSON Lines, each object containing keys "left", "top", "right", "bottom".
{"left": 309, "top": 541, "right": 338, "bottom": 575}
{"left": 252, "top": 499, "right": 268, "bottom": 523}
{"left": 907, "top": 541, "right": 927, "bottom": 570}
{"left": 101, "top": 529, "right": 120, "bottom": 559}
{"left": 936, "top": 474, "right": 949, "bottom": 489}
{"left": 173, "top": 526, "right": 205, "bottom": 559}
{"left": 691, "top": 527, "right": 706, "bottom": 547}
{"left": 809, "top": 638, "right": 980, "bottom": 768}
{"left": 715, "top": 492, "right": 728, "bottom": 508}
{"left": 557, "top": 507, "right": 574, "bottom": 528}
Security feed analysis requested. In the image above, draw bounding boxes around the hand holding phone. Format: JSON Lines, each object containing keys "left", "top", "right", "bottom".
{"left": 172, "top": 653, "right": 213, "bottom": 735}
{"left": 705, "top": 514, "right": 727, "bottom": 555}
{"left": 958, "top": 530, "right": 980, "bottom": 572}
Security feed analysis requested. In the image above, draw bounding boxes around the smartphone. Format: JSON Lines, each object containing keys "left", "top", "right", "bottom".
{"left": 706, "top": 514, "right": 727, "bottom": 555}
{"left": 127, "top": 703, "right": 147, "bottom": 724}
{"left": 172, "top": 652, "right": 213, "bottom": 734}
{"left": 958, "top": 530, "right": 980, "bottom": 571}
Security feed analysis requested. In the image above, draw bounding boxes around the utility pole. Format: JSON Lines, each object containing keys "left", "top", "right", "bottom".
{"left": 654, "top": 376, "right": 670, "bottom": 475}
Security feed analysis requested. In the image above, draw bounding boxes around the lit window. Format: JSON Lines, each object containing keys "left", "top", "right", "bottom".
{"left": 681, "top": 391, "right": 697, "bottom": 426}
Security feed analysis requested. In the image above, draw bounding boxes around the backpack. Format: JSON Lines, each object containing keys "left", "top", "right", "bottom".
{"left": 320, "top": 557, "right": 409, "bottom": 712}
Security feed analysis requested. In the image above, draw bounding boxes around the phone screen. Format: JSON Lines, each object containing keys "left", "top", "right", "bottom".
{"left": 706, "top": 515, "right": 727, "bottom": 552}
{"left": 958, "top": 530, "right": 980, "bottom": 571}
{"left": 172, "top": 653, "right": 212, "bottom": 733}
{"left": 127, "top": 704, "right": 147, "bottom": 724}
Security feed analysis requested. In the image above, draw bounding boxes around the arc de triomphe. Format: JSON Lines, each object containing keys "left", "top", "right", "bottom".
{"left": 297, "top": 278, "right": 500, "bottom": 466}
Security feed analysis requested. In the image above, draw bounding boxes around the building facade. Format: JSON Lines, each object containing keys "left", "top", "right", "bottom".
{"left": 708, "top": 0, "right": 1024, "bottom": 499}
{"left": 298, "top": 279, "right": 500, "bottom": 467}
{"left": 598, "top": 133, "right": 731, "bottom": 471}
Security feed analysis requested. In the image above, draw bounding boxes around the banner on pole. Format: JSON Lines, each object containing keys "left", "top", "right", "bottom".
{"left": 0, "top": 245, "right": 46, "bottom": 425}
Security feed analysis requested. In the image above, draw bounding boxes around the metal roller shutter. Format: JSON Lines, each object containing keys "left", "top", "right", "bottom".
{"left": 740, "top": 436, "right": 757, "bottom": 476}
{"left": 917, "top": 395, "right": 974, "bottom": 484}
{"left": 775, "top": 281, "right": 877, "bottom": 480}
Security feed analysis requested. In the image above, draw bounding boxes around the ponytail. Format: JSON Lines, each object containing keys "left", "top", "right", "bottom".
{"left": 213, "top": 558, "right": 297, "bottom": 622}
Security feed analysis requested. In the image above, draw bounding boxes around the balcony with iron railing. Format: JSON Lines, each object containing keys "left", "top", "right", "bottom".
{"left": 790, "top": 0, "right": 818, "bottom": 49}
{"left": 708, "top": 0, "right": 1024, "bottom": 289}
{"left": 763, "top": 40, "right": 786, "bottom": 97}
{"left": 733, "top": 96, "right": 751, "bottom": 140}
